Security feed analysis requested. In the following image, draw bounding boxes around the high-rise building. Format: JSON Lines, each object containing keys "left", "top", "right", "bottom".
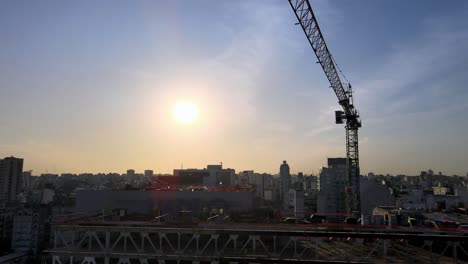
{"left": 317, "top": 158, "right": 347, "bottom": 221}
{"left": 0, "top": 157, "right": 24, "bottom": 208}
{"left": 22, "top": 170, "right": 32, "bottom": 191}
{"left": 280, "top": 161, "right": 291, "bottom": 208}
{"left": 295, "top": 172, "right": 305, "bottom": 191}
{"left": 144, "top": 170, "right": 153, "bottom": 178}
{"left": 125, "top": 169, "right": 136, "bottom": 184}
{"left": 309, "top": 175, "right": 319, "bottom": 190}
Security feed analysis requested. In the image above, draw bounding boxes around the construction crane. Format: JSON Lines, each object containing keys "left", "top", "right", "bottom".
{"left": 288, "top": 0, "right": 362, "bottom": 217}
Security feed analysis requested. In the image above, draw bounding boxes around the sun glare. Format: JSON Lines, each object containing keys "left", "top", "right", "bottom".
{"left": 173, "top": 102, "right": 198, "bottom": 124}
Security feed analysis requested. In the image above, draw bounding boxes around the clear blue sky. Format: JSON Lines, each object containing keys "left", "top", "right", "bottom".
{"left": 1, "top": 0, "right": 467, "bottom": 176}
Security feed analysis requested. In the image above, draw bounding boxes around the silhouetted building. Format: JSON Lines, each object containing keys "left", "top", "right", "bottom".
{"left": 360, "top": 178, "right": 395, "bottom": 217}
{"left": 284, "top": 189, "right": 304, "bottom": 217}
{"left": 22, "top": 170, "right": 32, "bottom": 191}
{"left": 207, "top": 165, "right": 235, "bottom": 186}
{"left": 174, "top": 165, "right": 235, "bottom": 186}
{"left": 317, "top": 158, "right": 347, "bottom": 221}
{"left": 280, "top": 161, "right": 291, "bottom": 208}
{"left": 250, "top": 173, "right": 265, "bottom": 199}
{"left": 238, "top": 170, "right": 254, "bottom": 185}
{"left": 207, "top": 165, "right": 222, "bottom": 185}
{"left": 0, "top": 157, "right": 24, "bottom": 208}
{"left": 174, "top": 169, "right": 208, "bottom": 185}
{"left": 75, "top": 189, "right": 254, "bottom": 218}
{"left": 294, "top": 172, "right": 305, "bottom": 191}
{"left": 306, "top": 175, "right": 318, "bottom": 191}
{"left": 144, "top": 170, "right": 153, "bottom": 178}
{"left": 0, "top": 206, "right": 15, "bottom": 249}
{"left": 12, "top": 204, "right": 51, "bottom": 255}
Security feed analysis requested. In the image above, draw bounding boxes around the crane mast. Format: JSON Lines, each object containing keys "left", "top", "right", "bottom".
{"left": 288, "top": 0, "right": 362, "bottom": 217}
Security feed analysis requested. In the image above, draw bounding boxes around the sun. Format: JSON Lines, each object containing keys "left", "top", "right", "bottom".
{"left": 173, "top": 102, "right": 198, "bottom": 124}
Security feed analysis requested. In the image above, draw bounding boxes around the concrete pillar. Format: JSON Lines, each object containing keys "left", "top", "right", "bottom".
{"left": 453, "top": 242, "right": 458, "bottom": 262}
{"left": 52, "top": 256, "right": 62, "bottom": 264}
{"left": 231, "top": 235, "right": 238, "bottom": 250}
{"left": 159, "top": 232, "right": 165, "bottom": 250}
{"left": 105, "top": 231, "right": 110, "bottom": 250}
{"left": 383, "top": 239, "right": 388, "bottom": 256}
{"left": 194, "top": 234, "right": 200, "bottom": 252}
{"left": 54, "top": 231, "right": 58, "bottom": 248}
{"left": 252, "top": 235, "right": 257, "bottom": 254}
{"left": 177, "top": 232, "right": 181, "bottom": 251}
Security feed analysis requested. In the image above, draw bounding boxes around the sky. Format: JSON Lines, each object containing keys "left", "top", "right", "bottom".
{"left": 1, "top": 0, "right": 467, "bottom": 176}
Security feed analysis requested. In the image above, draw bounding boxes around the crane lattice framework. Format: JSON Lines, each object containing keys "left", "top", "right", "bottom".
{"left": 288, "top": 0, "right": 362, "bottom": 216}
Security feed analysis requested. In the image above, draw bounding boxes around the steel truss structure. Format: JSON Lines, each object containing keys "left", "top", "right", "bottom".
{"left": 48, "top": 224, "right": 468, "bottom": 263}
{"left": 288, "top": 0, "right": 362, "bottom": 216}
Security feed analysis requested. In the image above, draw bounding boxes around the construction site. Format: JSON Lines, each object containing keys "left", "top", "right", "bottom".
{"left": 43, "top": 2, "right": 468, "bottom": 263}
{"left": 1, "top": 0, "right": 467, "bottom": 263}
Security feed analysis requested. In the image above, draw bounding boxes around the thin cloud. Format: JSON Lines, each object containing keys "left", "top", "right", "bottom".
{"left": 357, "top": 20, "right": 468, "bottom": 119}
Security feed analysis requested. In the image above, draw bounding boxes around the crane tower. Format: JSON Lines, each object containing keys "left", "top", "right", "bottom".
{"left": 288, "top": 0, "right": 362, "bottom": 217}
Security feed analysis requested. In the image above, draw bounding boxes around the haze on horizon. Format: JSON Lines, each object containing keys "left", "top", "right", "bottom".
{"left": 1, "top": 0, "right": 467, "bottom": 176}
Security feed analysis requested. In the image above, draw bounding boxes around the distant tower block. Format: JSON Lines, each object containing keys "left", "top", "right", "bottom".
{"left": 280, "top": 161, "right": 291, "bottom": 209}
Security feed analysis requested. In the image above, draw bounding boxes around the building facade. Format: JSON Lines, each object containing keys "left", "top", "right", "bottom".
{"left": 284, "top": 189, "right": 304, "bottom": 217}
{"left": 0, "top": 206, "right": 16, "bottom": 250}
{"left": 144, "top": 170, "right": 153, "bottom": 178}
{"left": 0, "top": 157, "right": 24, "bottom": 208}
{"left": 280, "top": 161, "right": 291, "bottom": 209}
{"left": 75, "top": 189, "right": 254, "bottom": 220}
{"left": 317, "top": 158, "right": 347, "bottom": 221}
{"left": 174, "top": 165, "right": 235, "bottom": 186}
{"left": 11, "top": 204, "right": 51, "bottom": 254}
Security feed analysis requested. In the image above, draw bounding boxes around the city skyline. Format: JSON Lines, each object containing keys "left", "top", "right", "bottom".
{"left": 7, "top": 155, "right": 466, "bottom": 178}
{"left": 1, "top": 0, "right": 468, "bottom": 175}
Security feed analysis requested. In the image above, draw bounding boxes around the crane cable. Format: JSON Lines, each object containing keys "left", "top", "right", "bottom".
{"left": 330, "top": 54, "right": 350, "bottom": 85}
